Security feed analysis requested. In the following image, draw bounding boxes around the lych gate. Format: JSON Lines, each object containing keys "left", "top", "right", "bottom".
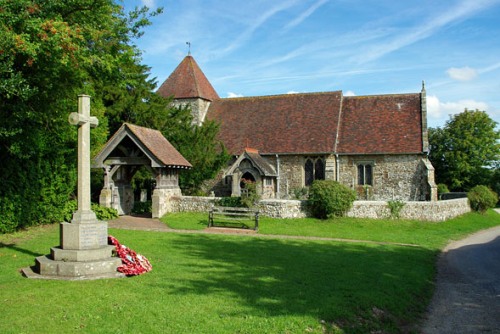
{"left": 92, "top": 123, "right": 191, "bottom": 218}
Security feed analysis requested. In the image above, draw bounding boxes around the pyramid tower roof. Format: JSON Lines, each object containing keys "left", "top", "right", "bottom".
{"left": 157, "top": 55, "right": 219, "bottom": 101}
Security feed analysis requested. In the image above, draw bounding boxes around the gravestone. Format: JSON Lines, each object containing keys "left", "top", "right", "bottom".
{"left": 23, "top": 95, "right": 123, "bottom": 280}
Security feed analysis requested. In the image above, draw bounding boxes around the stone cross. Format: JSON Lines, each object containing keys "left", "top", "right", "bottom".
{"left": 68, "top": 95, "right": 99, "bottom": 222}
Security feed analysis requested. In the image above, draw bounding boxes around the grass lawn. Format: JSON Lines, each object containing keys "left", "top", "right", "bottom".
{"left": 1, "top": 210, "right": 499, "bottom": 333}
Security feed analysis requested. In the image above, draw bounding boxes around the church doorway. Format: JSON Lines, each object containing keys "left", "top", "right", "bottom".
{"left": 240, "top": 172, "right": 256, "bottom": 196}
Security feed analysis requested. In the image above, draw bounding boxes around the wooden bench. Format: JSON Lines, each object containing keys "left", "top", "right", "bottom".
{"left": 208, "top": 206, "right": 259, "bottom": 231}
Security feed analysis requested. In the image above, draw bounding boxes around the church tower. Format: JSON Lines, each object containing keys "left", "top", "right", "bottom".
{"left": 156, "top": 55, "right": 219, "bottom": 126}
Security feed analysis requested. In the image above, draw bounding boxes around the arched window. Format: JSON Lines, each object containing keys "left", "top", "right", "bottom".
{"left": 357, "top": 164, "right": 373, "bottom": 186}
{"left": 305, "top": 157, "right": 325, "bottom": 186}
{"left": 305, "top": 159, "right": 314, "bottom": 186}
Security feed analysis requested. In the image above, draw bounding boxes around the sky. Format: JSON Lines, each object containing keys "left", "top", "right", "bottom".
{"left": 124, "top": 0, "right": 500, "bottom": 128}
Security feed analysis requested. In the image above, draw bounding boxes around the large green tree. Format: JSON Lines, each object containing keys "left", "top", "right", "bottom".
{"left": 0, "top": 0, "right": 160, "bottom": 232}
{"left": 429, "top": 109, "right": 500, "bottom": 191}
{"left": 132, "top": 102, "right": 230, "bottom": 195}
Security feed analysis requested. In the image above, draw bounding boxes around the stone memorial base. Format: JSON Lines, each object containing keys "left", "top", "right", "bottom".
{"left": 22, "top": 212, "right": 124, "bottom": 280}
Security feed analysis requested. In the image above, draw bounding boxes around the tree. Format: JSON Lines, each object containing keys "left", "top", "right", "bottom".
{"left": 132, "top": 102, "right": 230, "bottom": 195}
{"left": 428, "top": 109, "right": 500, "bottom": 191}
{"left": 0, "top": 0, "right": 161, "bottom": 232}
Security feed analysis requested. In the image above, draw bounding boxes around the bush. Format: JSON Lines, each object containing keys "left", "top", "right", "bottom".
{"left": 62, "top": 200, "right": 118, "bottom": 221}
{"left": 308, "top": 180, "right": 356, "bottom": 219}
{"left": 437, "top": 183, "right": 450, "bottom": 195}
{"left": 468, "top": 185, "right": 498, "bottom": 213}
{"left": 132, "top": 201, "right": 152, "bottom": 215}
{"left": 293, "top": 187, "right": 309, "bottom": 200}
{"left": 240, "top": 181, "right": 260, "bottom": 208}
{"left": 387, "top": 200, "right": 405, "bottom": 219}
{"left": 217, "top": 197, "right": 243, "bottom": 208}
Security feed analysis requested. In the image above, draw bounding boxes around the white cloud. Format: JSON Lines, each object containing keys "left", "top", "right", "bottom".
{"left": 227, "top": 92, "right": 244, "bottom": 98}
{"left": 287, "top": 91, "right": 299, "bottom": 94}
{"left": 446, "top": 66, "right": 478, "bottom": 81}
{"left": 427, "top": 95, "right": 489, "bottom": 119}
{"left": 344, "top": 90, "right": 356, "bottom": 96}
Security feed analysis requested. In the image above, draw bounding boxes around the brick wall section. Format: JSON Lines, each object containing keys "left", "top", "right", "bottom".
{"left": 168, "top": 197, "right": 469, "bottom": 222}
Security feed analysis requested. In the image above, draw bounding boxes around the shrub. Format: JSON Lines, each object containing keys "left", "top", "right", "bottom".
{"left": 467, "top": 185, "right": 498, "bottom": 213}
{"left": 437, "top": 184, "right": 450, "bottom": 196}
{"left": 387, "top": 200, "right": 406, "bottom": 219}
{"left": 240, "top": 181, "right": 260, "bottom": 208}
{"left": 63, "top": 200, "right": 118, "bottom": 221}
{"left": 308, "top": 180, "right": 356, "bottom": 219}
{"left": 217, "top": 197, "right": 243, "bottom": 207}
{"left": 132, "top": 201, "right": 152, "bottom": 214}
{"left": 293, "top": 187, "right": 309, "bottom": 200}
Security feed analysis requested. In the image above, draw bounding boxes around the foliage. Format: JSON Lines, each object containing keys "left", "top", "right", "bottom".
{"left": 308, "top": 180, "right": 356, "bottom": 219}
{"left": 240, "top": 181, "right": 261, "bottom": 208}
{"left": 293, "top": 187, "right": 309, "bottom": 200}
{"left": 0, "top": 0, "right": 161, "bottom": 232}
{"left": 92, "top": 203, "right": 119, "bottom": 220}
{"left": 429, "top": 109, "right": 500, "bottom": 191}
{"left": 128, "top": 101, "right": 230, "bottom": 195}
{"left": 387, "top": 200, "right": 406, "bottom": 219}
{"left": 132, "top": 201, "right": 152, "bottom": 215}
{"left": 467, "top": 185, "right": 498, "bottom": 213}
{"left": 437, "top": 183, "right": 450, "bottom": 195}
{"left": 217, "top": 197, "right": 243, "bottom": 208}
{"left": 62, "top": 200, "right": 118, "bottom": 221}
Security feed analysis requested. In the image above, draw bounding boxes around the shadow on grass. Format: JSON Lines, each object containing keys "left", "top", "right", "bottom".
{"left": 0, "top": 242, "right": 43, "bottom": 257}
{"left": 158, "top": 234, "right": 437, "bottom": 332}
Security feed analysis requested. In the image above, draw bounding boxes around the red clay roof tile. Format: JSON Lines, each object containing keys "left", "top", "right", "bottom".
{"left": 156, "top": 56, "right": 219, "bottom": 101}
{"left": 338, "top": 94, "right": 423, "bottom": 154}
{"left": 207, "top": 92, "right": 343, "bottom": 155}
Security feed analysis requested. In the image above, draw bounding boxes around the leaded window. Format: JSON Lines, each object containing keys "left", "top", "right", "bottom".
{"left": 357, "top": 164, "right": 373, "bottom": 186}
{"left": 305, "top": 157, "right": 325, "bottom": 186}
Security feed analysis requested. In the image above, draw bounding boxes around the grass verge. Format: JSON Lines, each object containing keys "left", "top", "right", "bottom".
{"left": 1, "top": 210, "right": 498, "bottom": 333}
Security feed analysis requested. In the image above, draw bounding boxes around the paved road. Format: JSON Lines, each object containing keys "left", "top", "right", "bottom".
{"left": 421, "top": 224, "right": 500, "bottom": 333}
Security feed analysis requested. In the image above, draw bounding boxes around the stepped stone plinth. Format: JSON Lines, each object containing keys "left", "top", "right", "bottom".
{"left": 22, "top": 95, "right": 123, "bottom": 280}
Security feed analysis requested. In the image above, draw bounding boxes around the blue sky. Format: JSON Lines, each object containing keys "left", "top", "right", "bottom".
{"left": 125, "top": 0, "right": 500, "bottom": 128}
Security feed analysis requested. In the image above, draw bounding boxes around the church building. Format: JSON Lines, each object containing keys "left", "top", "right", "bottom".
{"left": 157, "top": 55, "right": 437, "bottom": 201}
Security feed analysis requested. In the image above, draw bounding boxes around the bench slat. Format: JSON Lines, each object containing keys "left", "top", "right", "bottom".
{"left": 208, "top": 206, "right": 259, "bottom": 231}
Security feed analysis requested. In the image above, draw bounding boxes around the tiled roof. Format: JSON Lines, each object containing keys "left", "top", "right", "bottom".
{"left": 94, "top": 123, "right": 192, "bottom": 168}
{"left": 337, "top": 94, "right": 423, "bottom": 154}
{"left": 207, "top": 92, "right": 343, "bottom": 155}
{"left": 156, "top": 56, "right": 219, "bottom": 101}
{"left": 125, "top": 124, "right": 192, "bottom": 167}
{"left": 244, "top": 149, "right": 277, "bottom": 176}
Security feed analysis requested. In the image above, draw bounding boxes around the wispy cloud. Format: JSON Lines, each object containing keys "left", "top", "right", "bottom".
{"left": 478, "top": 61, "right": 500, "bottom": 74}
{"left": 354, "top": 0, "right": 500, "bottom": 64}
{"left": 283, "top": 0, "right": 329, "bottom": 31}
{"left": 218, "top": 1, "right": 300, "bottom": 56}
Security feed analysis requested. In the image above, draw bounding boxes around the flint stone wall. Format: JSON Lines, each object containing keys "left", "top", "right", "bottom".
{"left": 168, "top": 196, "right": 469, "bottom": 222}
{"left": 347, "top": 198, "right": 470, "bottom": 222}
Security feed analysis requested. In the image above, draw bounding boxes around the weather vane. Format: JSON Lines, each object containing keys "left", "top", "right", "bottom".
{"left": 186, "top": 42, "right": 191, "bottom": 55}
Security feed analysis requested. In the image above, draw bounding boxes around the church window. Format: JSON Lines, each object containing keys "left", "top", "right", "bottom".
{"left": 305, "top": 157, "right": 325, "bottom": 186}
{"left": 357, "top": 164, "right": 373, "bottom": 186}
